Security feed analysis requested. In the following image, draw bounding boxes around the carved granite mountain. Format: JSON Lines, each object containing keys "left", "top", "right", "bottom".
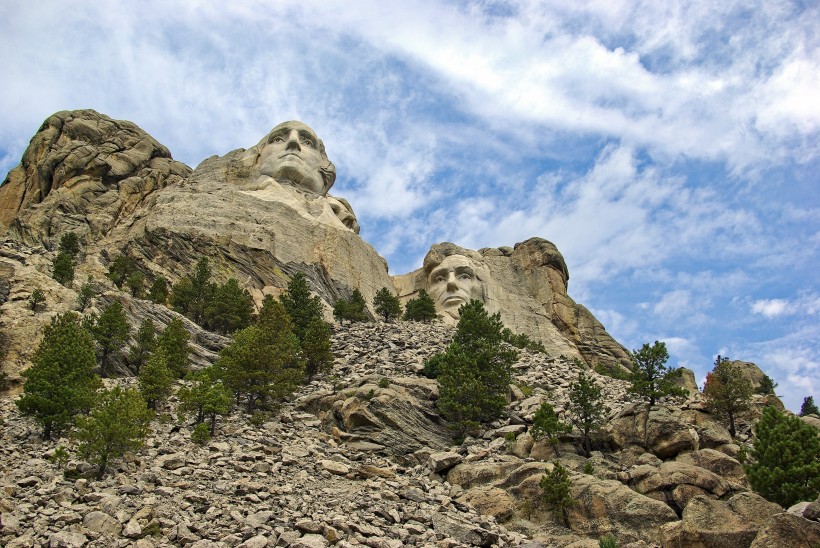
{"left": 393, "top": 240, "right": 632, "bottom": 369}
{"left": 0, "top": 110, "right": 392, "bottom": 313}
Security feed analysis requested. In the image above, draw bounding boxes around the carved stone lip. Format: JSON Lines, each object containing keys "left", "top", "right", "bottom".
{"left": 442, "top": 296, "right": 466, "bottom": 305}
{"left": 278, "top": 152, "right": 303, "bottom": 160}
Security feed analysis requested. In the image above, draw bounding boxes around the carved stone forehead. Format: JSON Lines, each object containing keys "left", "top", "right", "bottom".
{"left": 268, "top": 120, "right": 320, "bottom": 142}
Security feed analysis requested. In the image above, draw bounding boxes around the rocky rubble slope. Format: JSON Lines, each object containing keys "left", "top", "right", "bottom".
{"left": 3, "top": 321, "right": 819, "bottom": 547}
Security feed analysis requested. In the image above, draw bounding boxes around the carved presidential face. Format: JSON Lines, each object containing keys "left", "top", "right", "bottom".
{"left": 428, "top": 254, "right": 485, "bottom": 320}
{"left": 257, "top": 121, "right": 333, "bottom": 195}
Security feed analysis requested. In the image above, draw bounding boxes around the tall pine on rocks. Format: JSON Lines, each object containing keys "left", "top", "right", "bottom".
{"left": 628, "top": 341, "right": 686, "bottom": 405}
{"left": 703, "top": 356, "right": 752, "bottom": 437}
{"left": 277, "top": 275, "right": 333, "bottom": 379}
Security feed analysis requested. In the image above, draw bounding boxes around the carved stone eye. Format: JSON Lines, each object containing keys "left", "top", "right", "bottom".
{"left": 459, "top": 273, "right": 472, "bottom": 280}
{"left": 272, "top": 136, "right": 284, "bottom": 143}
{"left": 436, "top": 276, "right": 446, "bottom": 283}
{"left": 301, "top": 139, "right": 314, "bottom": 147}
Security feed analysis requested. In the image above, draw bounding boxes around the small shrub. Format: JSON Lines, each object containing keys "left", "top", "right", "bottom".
{"left": 540, "top": 461, "right": 574, "bottom": 527}
{"left": 50, "top": 445, "right": 70, "bottom": 469}
{"left": 28, "top": 288, "right": 45, "bottom": 311}
{"left": 191, "top": 422, "right": 211, "bottom": 445}
{"left": 599, "top": 535, "right": 618, "bottom": 548}
{"left": 583, "top": 461, "right": 594, "bottom": 475}
{"left": 519, "top": 383, "right": 534, "bottom": 397}
{"left": 378, "top": 377, "right": 390, "bottom": 389}
{"left": 249, "top": 411, "right": 269, "bottom": 426}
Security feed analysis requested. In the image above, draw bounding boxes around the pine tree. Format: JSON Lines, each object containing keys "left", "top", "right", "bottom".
{"left": 76, "top": 277, "right": 95, "bottom": 311}
{"left": 531, "top": 402, "right": 571, "bottom": 457}
{"left": 128, "top": 319, "right": 156, "bottom": 374}
{"left": 628, "top": 341, "right": 686, "bottom": 405}
{"left": 333, "top": 289, "right": 369, "bottom": 324}
{"left": 107, "top": 254, "right": 135, "bottom": 289}
{"left": 703, "top": 356, "right": 752, "bottom": 437}
{"left": 91, "top": 301, "right": 130, "bottom": 376}
{"left": 540, "top": 462, "right": 574, "bottom": 527}
{"left": 138, "top": 347, "right": 175, "bottom": 410}
{"left": 745, "top": 406, "right": 820, "bottom": 508}
{"left": 178, "top": 365, "right": 232, "bottom": 435}
{"left": 302, "top": 318, "right": 334, "bottom": 379}
{"left": 58, "top": 232, "right": 81, "bottom": 257}
{"left": 171, "top": 258, "right": 213, "bottom": 325}
{"left": 403, "top": 289, "right": 437, "bottom": 322}
{"left": 280, "top": 272, "right": 325, "bottom": 343}
{"left": 148, "top": 276, "right": 169, "bottom": 304}
{"left": 16, "top": 313, "right": 102, "bottom": 439}
{"left": 436, "top": 300, "right": 517, "bottom": 435}
{"left": 756, "top": 374, "right": 779, "bottom": 395}
{"left": 204, "top": 278, "right": 254, "bottom": 334}
{"left": 219, "top": 300, "right": 304, "bottom": 414}
{"left": 126, "top": 271, "right": 145, "bottom": 298}
{"left": 155, "top": 319, "right": 190, "bottom": 378}
{"left": 28, "top": 288, "right": 45, "bottom": 311}
{"left": 75, "top": 386, "right": 151, "bottom": 479}
{"left": 52, "top": 252, "right": 75, "bottom": 286}
{"left": 373, "top": 287, "right": 401, "bottom": 322}
{"left": 800, "top": 396, "right": 819, "bottom": 417}
{"left": 568, "top": 371, "right": 608, "bottom": 456}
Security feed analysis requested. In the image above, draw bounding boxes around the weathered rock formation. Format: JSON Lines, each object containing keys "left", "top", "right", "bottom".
{"left": 393, "top": 240, "right": 632, "bottom": 368}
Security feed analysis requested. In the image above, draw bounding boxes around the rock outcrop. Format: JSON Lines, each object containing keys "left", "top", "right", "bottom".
{"left": 393, "top": 240, "right": 632, "bottom": 368}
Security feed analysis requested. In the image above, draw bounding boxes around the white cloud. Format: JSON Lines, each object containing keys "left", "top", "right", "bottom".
{"left": 751, "top": 298, "right": 792, "bottom": 318}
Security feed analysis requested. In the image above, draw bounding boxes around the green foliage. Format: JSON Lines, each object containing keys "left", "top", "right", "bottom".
{"left": 155, "top": 319, "right": 190, "bottom": 378}
{"left": 126, "top": 271, "right": 145, "bottom": 298}
{"left": 58, "top": 232, "right": 81, "bottom": 257}
{"left": 501, "top": 328, "right": 547, "bottom": 353}
{"left": 50, "top": 445, "right": 70, "bottom": 469}
{"left": 178, "top": 365, "right": 232, "bottom": 435}
{"left": 147, "top": 276, "right": 169, "bottom": 304}
{"left": 333, "top": 289, "right": 369, "bottom": 324}
{"left": 76, "top": 277, "right": 95, "bottom": 311}
{"left": 703, "top": 356, "right": 752, "bottom": 437}
{"left": 594, "top": 362, "right": 630, "bottom": 380}
{"left": 302, "top": 318, "right": 334, "bottom": 379}
{"left": 91, "top": 301, "right": 130, "bottom": 375}
{"left": 755, "top": 374, "right": 778, "bottom": 395}
{"left": 218, "top": 300, "right": 304, "bottom": 414}
{"left": 280, "top": 272, "right": 325, "bottom": 344}
{"left": 52, "top": 252, "right": 75, "bottom": 286}
{"left": 373, "top": 287, "right": 402, "bottom": 322}
{"left": 800, "top": 396, "right": 820, "bottom": 417}
{"left": 128, "top": 319, "right": 156, "bottom": 374}
{"left": 568, "top": 371, "right": 608, "bottom": 456}
{"left": 28, "top": 288, "right": 45, "bottom": 311}
{"left": 599, "top": 535, "right": 618, "bottom": 548}
{"left": 16, "top": 313, "right": 101, "bottom": 439}
{"left": 75, "top": 386, "right": 151, "bottom": 480}
{"left": 403, "top": 289, "right": 437, "bottom": 322}
{"left": 171, "top": 257, "right": 212, "bottom": 325}
{"left": 745, "top": 406, "right": 820, "bottom": 508}
{"left": 421, "top": 352, "right": 445, "bottom": 379}
{"left": 107, "top": 254, "right": 135, "bottom": 289}
{"left": 628, "top": 341, "right": 687, "bottom": 405}
{"left": 191, "top": 422, "right": 211, "bottom": 444}
{"left": 204, "top": 278, "right": 255, "bottom": 334}
{"left": 378, "top": 377, "right": 390, "bottom": 389}
{"left": 540, "top": 462, "right": 574, "bottom": 527}
{"left": 138, "top": 347, "right": 175, "bottom": 410}
{"left": 436, "top": 300, "right": 517, "bottom": 435}
{"left": 583, "top": 461, "right": 594, "bottom": 475}
{"left": 530, "top": 401, "right": 571, "bottom": 456}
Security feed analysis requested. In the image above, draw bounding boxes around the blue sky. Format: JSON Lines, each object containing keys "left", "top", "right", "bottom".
{"left": 1, "top": 0, "right": 817, "bottom": 411}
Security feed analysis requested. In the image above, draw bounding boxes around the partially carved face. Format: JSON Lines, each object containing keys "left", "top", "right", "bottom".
{"left": 428, "top": 254, "right": 485, "bottom": 320}
{"left": 257, "top": 121, "right": 333, "bottom": 195}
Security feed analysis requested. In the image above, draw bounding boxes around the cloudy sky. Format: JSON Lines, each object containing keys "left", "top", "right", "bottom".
{"left": 1, "top": 0, "right": 818, "bottom": 411}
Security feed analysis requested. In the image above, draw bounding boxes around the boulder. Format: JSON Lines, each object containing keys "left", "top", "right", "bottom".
{"left": 749, "top": 512, "right": 820, "bottom": 547}
{"left": 604, "top": 403, "right": 699, "bottom": 459}
{"left": 456, "top": 486, "right": 516, "bottom": 521}
{"left": 629, "top": 461, "right": 735, "bottom": 512}
{"left": 675, "top": 449, "right": 746, "bottom": 485}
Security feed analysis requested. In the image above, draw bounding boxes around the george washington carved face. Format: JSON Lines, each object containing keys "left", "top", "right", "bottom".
{"left": 427, "top": 254, "right": 486, "bottom": 320}
{"left": 257, "top": 121, "right": 336, "bottom": 195}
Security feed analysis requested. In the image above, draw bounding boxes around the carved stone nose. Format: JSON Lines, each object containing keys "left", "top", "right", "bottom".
{"left": 285, "top": 130, "right": 301, "bottom": 150}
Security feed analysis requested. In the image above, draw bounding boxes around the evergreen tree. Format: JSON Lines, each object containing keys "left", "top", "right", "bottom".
{"left": 138, "top": 347, "right": 175, "bottom": 410}
{"left": 178, "top": 365, "right": 232, "bottom": 435}
{"left": 373, "top": 287, "right": 401, "bottom": 322}
{"left": 703, "top": 356, "right": 752, "bottom": 437}
{"left": 568, "top": 371, "right": 608, "bottom": 456}
{"left": 540, "top": 462, "right": 574, "bottom": 527}
{"left": 107, "top": 254, "right": 135, "bottom": 289}
{"left": 628, "top": 341, "right": 686, "bottom": 405}
{"left": 403, "top": 289, "right": 438, "bottom": 322}
{"left": 531, "top": 401, "right": 571, "bottom": 457}
{"left": 204, "top": 278, "right": 254, "bottom": 334}
{"left": 76, "top": 276, "right": 95, "bottom": 311}
{"left": 436, "top": 300, "right": 517, "bottom": 435}
{"left": 28, "top": 288, "right": 45, "bottom": 311}
{"left": 58, "top": 232, "right": 81, "bottom": 257}
{"left": 16, "top": 313, "right": 102, "bottom": 439}
{"left": 91, "top": 301, "right": 130, "bottom": 376}
{"left": 171, "top": 258, "right": 213, "bottom": 325}
{"left": 127, "top": 318, "right": 156, "bottom": 374}
{"left": 745, "top": 406, "right": 820, "bottom": 508}
{"left": 148, "top": 276, "right": 169, "bottom": 304}
{"left": 800, "top": 396, "right": 819, "bottom": 417}
{"left": 218, "top": 300, "right": 304, "bottom": 414}
{"left": 756, "top": 374, "right": 779, "bottom": 396}
{"left": 155, "top": 319, "right": 190, "bottom": 378}
{"left": 75, "top": 386, "right": 151, "bottom": 479}
{"left": 333, "top": 289, "right": 369, "bottom": 324}
{"left": 52, "top": 251, "right": 75, "bottom": 286}
{"left": 126, "top": 271, "right": 145, "bottom": 298}
{"left": 280, "top": 272, "right": 324, "bottom": 343}
{"left": 302, "top": 318, "right": 334, "bottom": 379}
